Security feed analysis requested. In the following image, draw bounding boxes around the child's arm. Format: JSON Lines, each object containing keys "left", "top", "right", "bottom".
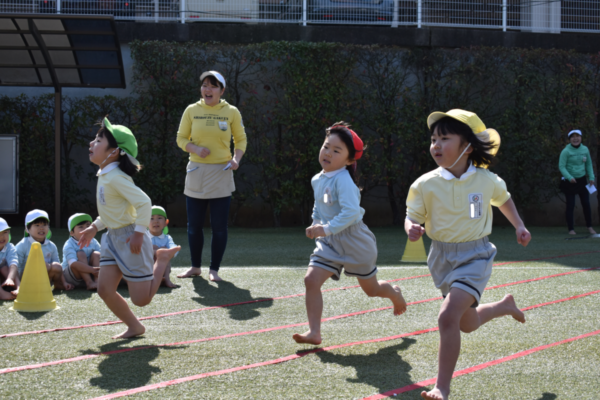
{"left": 79, "top": 225, "right": 98, "bottom": 249}
{"left": 498, "top": 198, "right": 531, "bottom": 247}
{"left": 404, "top": 218, "right": 425, "bottom": 242}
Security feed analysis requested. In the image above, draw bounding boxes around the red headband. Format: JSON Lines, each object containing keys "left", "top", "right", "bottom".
{"left": 331, "top": 125, "right": 364, "bottom": 160}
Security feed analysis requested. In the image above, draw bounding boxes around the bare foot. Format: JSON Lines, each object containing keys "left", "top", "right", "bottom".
{"left": 161, "top": 279, "right": 178, "bottom": 288}
{"left": 421, "top": 387, "right": 448, "bottom": 400}
{"left": 86, "top": 281, "right": 98, "bottom": 291}
{"left": 0, "top": 288, "right": 16, "bottom": 300}
{"left": 2, "top": 278, "right": 16, "bottom": 292}
{"left": 292, "top": 331, "right": 322, "bottom": 345}
{"left": 568, "top": 230, "right": 577, "bottom": 235}
{"left": 54, "top": 279, "right": 74, "bottom": 291}
{"left": 112, "top": 324, "right": 145, "bottom": 339}
{"left": 589, "top": 227, "right": 597, "bottom": 234}
{"left": 500, "top": 294, "right": 526, "bottom": 323}
{"left": 177, "top": 266, "right": 201, "bottom": 278}
{"left": 209, "top": 269, "right": 223, "bottom": 282}
{"left": 391, "top": 285, "right": 407, "bottom": 316}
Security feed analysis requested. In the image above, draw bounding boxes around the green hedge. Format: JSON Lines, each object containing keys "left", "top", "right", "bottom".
{"left": 1, "top": 42, "right": 598, "bottom": 226}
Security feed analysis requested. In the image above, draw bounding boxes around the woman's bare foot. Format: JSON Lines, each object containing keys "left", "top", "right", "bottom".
{"left": 588, "top": 227, "right": 597, "bottom": 234}
{"left": 391, "top": 285, "right": 407, "bottom": 316}
{"left": 177, "top": 267, "right": 201, "bottom": 278}
{"left": 421, "top": 387, "right": 448, "bottom": 400}
{"left": 568, "top": 230, "right": 577, "bottom": 235}
{"left": 112, "top": 324, "right": 145, "bottom": 339}
{"left": 499, "top": 294, "right": 525, "bottom": 323}
{"left": 86, "top": 281, "right": 98, "bottom": 291}
{"left": 209, "top": 269, "right": 223, "bottom": 282}
{"left": 161, "top": 279, "right": 178, "bottom": 288}
{"left": 0, "top": 288, "right": 16, "bottom": 300}
{"left": 292, "top": 331, "right": 322, "bottom": 345}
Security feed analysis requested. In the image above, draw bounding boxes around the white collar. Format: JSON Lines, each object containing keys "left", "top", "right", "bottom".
{"left": 27, "top": 236, "right": 45, "bottom": 245}
{"left": 440, "top": 162, "right": 477, "bottom": 181}
{"left": 98, "top": 162, "right": 120, "bottom": 176}
{"left": 0, "top": 245, "right": 6, "bottom": 253}
{"left": 151, "top": 233, "right": 165, "bottom": 239}
{"left": 322, "top": 168, "right": 346, "bottom": 178}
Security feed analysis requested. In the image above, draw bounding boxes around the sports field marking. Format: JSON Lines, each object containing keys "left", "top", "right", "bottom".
{"left": 2, "top": 251, "right": 593, "bottom": 339}
{"left": 86, "top": 290, "right": 600, "bottom": 400}
{"left": 2, "top": 266, "right": 596, "bottom": 378}
{"left": 361, "top": 327, "right": 600, "bottom": 399}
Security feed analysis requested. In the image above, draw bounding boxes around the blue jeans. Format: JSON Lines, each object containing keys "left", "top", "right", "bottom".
{"left": 186, "top": 195, "right": 231, "bottom": 271}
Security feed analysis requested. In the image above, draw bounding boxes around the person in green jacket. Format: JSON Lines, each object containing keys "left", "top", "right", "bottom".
{"left": 558, "top": 129, "right": 596, "bottom": 235}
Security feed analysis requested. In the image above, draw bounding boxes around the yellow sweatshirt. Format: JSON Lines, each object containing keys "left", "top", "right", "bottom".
{"left": 177, "top": 99, "right": 247, "bottom": 164}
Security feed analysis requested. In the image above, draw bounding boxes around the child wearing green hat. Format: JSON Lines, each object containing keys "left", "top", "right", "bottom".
{"left": 79, "top": 117, "right": 180, "bottom": 339}
{"left": 149, "top": 206, "right": 179, "bottom": 288}
{"left": 0, "top": 217, "right": 19, "bottom": 300}
{"left": 62, "top": 213, "right": 101, "bottom": 290}
{"left": 15, "top": 209, "right": 73, "bottom": 291}
{"left": 404, "top": 110, "right": 531, "bottom": 400}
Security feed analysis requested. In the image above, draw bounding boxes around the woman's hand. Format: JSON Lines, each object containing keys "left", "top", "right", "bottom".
{"left": 570, "top": 178, "right": 576, "bottom": 183}
{"left": 230, "top": 158, "right": 239, "bottom": 171}
{"left": 195, "top": 146, "right": 211, "bottom": 158}
{"left": 78, "top": 225, "right": 98, "bottom": 249}
{"left": 126, "top": 232, "right": 144, "bottom": 255}
{"left": 590, "top": 180, "right": 595, "bottom": 186}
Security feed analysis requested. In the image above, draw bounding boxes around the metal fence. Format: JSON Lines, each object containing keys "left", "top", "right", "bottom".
{"left": 1, "top": 0, "right": 599, "bottom": 32}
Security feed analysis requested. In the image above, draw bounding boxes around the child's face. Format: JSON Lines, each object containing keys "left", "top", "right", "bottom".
{"left": 71, "top": 221, "right": 91, "bottom": 241}
{"left": 28, "top": 221, "right": 49, "bottom": 243}
{"left": 149, "top": 215, "right": 167, "bottom": 236}
{"left": 0, "top": 230, "right": 9, "bottom": 250}
{"left": 201, "top": 79, "right": 224, "bottom": 107}
{"left": 430, "top": 128, "right": 471, "bottom": 169}
{"left": 569, "top": 133, "right": 582, "bottom": 146}
{"left": 89, "top": 134, "right": 117, "bottom": 167}
{"left": 319, "top": 134, "right": 353, "bottom": 173}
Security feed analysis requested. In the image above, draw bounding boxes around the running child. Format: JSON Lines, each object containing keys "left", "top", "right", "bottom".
{"left": 62, "top": 213, "right": 101, "bottom": 290}
{"left": 0, "top": 218, "right": 19, "bottom": 299}
{"left": 293, "top": 122, "right": 407, "bottom": 345}
{"left": 78, "top": 117, "right": 180, "bottom": 339}
{"left": 149, "top": 205, "right": 179, "bottom": 288}
{"left": 404, "top": 109, "right": 530, "bottom": 400}
{"left": 15, "top": 210, "right": 73, "bottom": 291}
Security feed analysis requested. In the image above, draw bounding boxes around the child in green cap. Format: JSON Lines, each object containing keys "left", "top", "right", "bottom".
{"left": 79, "top": 117, "right": 180, "bottom": 339}
{"left": 62, "top": 213, "right": 101, "bottom": 290}
{"left": 149, "top": 205, "right": 179, "bottom": 288}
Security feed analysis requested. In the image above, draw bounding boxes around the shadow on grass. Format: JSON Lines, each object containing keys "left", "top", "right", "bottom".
{"left": 315, "top": 338, "right": 417, "bottom": 395}
{"left": 192, "top": 277, "right": 273, "bottom": 320}
{"left": 88, "top": 339, "right": 186, "bottom": 391}
{"left": 14, "top": 310, "right": 50, "bottom": 320}
{"left": 537, "top": 393, "right": 557, "bottom": 400}
{"left": 64, "top": 288, "right": 95, "bottom": 300}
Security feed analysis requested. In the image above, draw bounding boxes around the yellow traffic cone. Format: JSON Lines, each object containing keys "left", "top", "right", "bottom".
{"left": 400, "top": 236, "right": 427, "bottom": 263}
{"left": 12, "top": 242, "right": 57, "bottom": 312}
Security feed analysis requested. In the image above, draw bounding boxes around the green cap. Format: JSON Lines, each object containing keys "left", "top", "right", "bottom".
{"left": 151, "top": 206, "right": 169, "bottom": 235}
{"left": 68, "top": 213, "right": 93, "bottom": 232}
{"left": 103, "top": 117, "right": 140, "bottom": 166}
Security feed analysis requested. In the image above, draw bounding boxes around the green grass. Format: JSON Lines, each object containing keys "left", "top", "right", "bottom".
{"left": 0, "top": 227, "right": 599, "bottom": 399}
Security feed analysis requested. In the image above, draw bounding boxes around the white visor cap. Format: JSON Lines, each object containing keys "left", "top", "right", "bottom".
{"left": 568, "top": 129, "right": 582, "bottom": 137}
{"left": 200, "top": 71, "right": 226, "bottom": 88}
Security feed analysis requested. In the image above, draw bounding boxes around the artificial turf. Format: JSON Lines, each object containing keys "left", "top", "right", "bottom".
{"left": 0, "top": 226, "right": 598, "bottom": 399}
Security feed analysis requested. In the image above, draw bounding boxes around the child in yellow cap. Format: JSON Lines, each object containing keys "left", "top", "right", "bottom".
{"left": 79, "top": 117, "right": 180, "bottom": 339}
{"left": 149, "top": 206, "right": 179, "bottom": 288}
{"left": 404, "top": 110, "right": 531, "bottom": 400}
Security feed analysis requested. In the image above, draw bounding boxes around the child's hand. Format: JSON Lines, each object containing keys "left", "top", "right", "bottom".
{"left": 126, "top": 232, "right": 144, "bottom": 254}
{"left": 78, "top": 225, "right": 98, "bottom": 249}
{"left": 407, "top": 223, "right": 425, "bottom": 242}
{"left": 515, "top": 226, "right": 531, "bottom": 247}
{"left": 92, "top": 267, "right": 100, "bottom": 278}
{"left": 305, "top": 226, "right": 314, "bottom": 239}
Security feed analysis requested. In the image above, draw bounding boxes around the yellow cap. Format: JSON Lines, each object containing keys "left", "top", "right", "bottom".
{"left": 427, "top": 109, "right": 500, "bottom": 168}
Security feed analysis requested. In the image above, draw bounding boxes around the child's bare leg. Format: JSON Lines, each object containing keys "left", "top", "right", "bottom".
{"left": 459, "top": 293, "right": 525, "bottom": 333}
{"left": 48, "top": 263, "right": 73, "bottom": 290}
{"left": 3, "top": 265, "right": 20, "bottom": 293}
{"left": 128, "top": 246, "right": 180, "bottom": 307}
{"left": 161, "top": 261, "right": 177, "bottom": 288}
{"left": 74, "top": 251, "right": 97, "bottom": 290}
{"left": 292, "top": 266, "right": 333, "bottom": 345}
{"left": 358, "top": 276, "right": 407, "bottom": 316}
{"left": 98, "top": 265, "right": 145, "bottom": 339}
{"left": 0, "top": 285, "right": 15, "bottom": 300}
{"left": 0, "top": 265, "right": 8, "bottom": 280}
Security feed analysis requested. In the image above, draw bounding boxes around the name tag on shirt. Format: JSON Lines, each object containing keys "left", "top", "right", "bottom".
{"left": 469, "top": 193, "right": 483, "bottom": 219}
{"left": 583, "top": 156, "right": 587, "bottom": 162}
{"left": 218, "top": 121, "right": 228, "bottom": 131}
{"left": 99, "top": 186, "right": 106, "bottom": 206}
{"left": 324, "top": 187, "right": 333, "bottom": 205}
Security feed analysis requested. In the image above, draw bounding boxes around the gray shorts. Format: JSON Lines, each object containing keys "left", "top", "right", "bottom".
{"left": 309, "top": 221, "right": 378, "bottom": 281}
{"left": 428, "top": 236, "right": 496, "bottom": 307}
{"left": 99, "top": 224, "right": 154, "bottom": 282}
{"left": 63, "top": 252, "right": 98, "bottom": 288}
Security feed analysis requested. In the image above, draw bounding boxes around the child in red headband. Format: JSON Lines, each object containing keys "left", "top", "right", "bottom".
{"left": 293, "top": 122, "right": 407, "bottom": 345}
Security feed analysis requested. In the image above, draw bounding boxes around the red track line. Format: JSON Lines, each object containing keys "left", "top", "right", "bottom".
{"left": 362, "top": 328, "right": 600, "bottom": 399}
{"left": 2, "top": 251, "right": 593, "bottom": 340}
{"left": 1, "top": 266, "right": 597, "bottom": 376}
{"left": 88, "top": 289, "right": 600, "bottom": 400}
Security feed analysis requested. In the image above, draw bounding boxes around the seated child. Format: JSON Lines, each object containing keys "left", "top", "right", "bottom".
{"left": 149, "top": 206, "right": 179, "bottom": 288}
{"left": 0, "top": 218, "right": 19, "bottom": 300}
{"left": 15, "top": 209, "right": 73, "bottom": 291}
{"left": 62, "top": 213, "right": 101, "bottom": 290}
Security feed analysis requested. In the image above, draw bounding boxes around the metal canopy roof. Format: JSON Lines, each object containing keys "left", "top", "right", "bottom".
{"left": 0, "top": 14, "right": 125, "bottom": 89}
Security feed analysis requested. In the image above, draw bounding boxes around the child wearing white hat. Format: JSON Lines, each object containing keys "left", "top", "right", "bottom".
{"left": 15, "top": 209, "right": 73, "bottom": 291}
{"left": 0, "top": 218, "right": 19, "bottom": 300}
{"left": 62, "top": 213, "right": 101, "bottom": 290}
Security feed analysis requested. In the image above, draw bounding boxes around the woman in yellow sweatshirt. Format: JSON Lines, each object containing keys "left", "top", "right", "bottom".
{"left": 176, "top": 71, "right": 247, "bottom": 282}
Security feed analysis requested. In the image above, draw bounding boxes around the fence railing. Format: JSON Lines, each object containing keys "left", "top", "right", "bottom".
{"left": 1, "top": 0, "right": 599, "bottom": 32}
